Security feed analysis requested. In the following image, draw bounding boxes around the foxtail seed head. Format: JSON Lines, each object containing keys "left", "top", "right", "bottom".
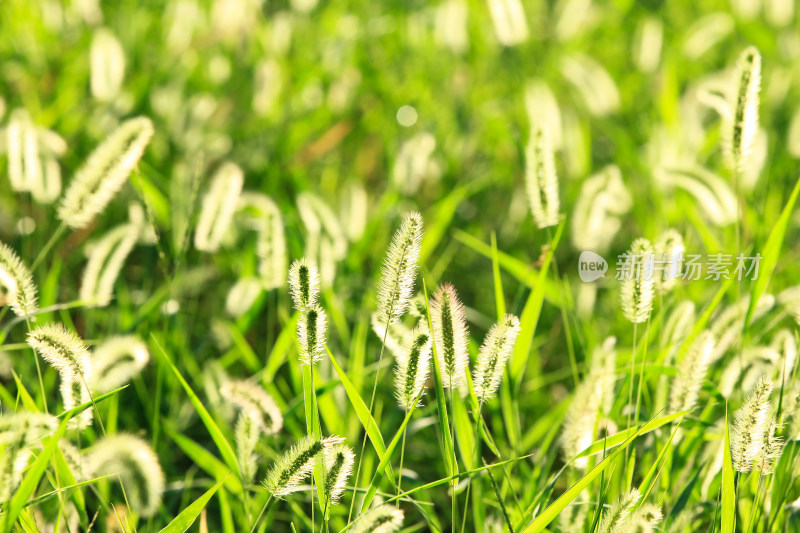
{"left": 731, "top": 376, "right": 773, "bottom": 473}
{"left": 57, "top": 117, "right": 154, "bottom": 229}
{"left": 89, "top": 335, "right": 150, "bottom": 394}
{"left": 220, "top": 379, "right": 283, "bottom": 435}
{"left": 351, "top": 504, "right": 405, "bottom": 533}
{"left": 80, "top": 222, "right": 139, "bottom": 307}
{"left": 297, "top": 305, "right": 328, "bottom": 366}
{"left": 620, "top": 238, "right": 655, "bottom": 324}
{"left": 194, "top": 162, "right": 244, "bottom": 252}
{"left": 376, "top": 212, "right": 423, "bottom": 325}
{"left": 86, "top": 434, "right": 165, "bottom": 517}
{"left": 0, "top": 240, "right": 38, "bottom": 317}
{"left": 599, "top": 489, "right": 641, "bottom": 533}
{"left": 430, "top": 283, "right": 470, "bottom": 390}
{"left": 289, "top": 258, "right": 320, "bottom": 311}
{"left": 264, "top": 435, "right": 344, "bottom": 498}
{"left": 725, "top": 46, "right": 761, "bottom": 175}
{"left": 473, "top": 314, "right": 521, "bottom": 403}
{"left": 525, "top": 125, "right": 560, "bottom": 229}
{"left": 394, "top": 326, "right": 433, "bottom": 409}
{"left": 756, "top": 418, "right": 784, "bottom": 474}
{"left": 27, "top": 323, "right": 91, "bottom": 383}
{"left": 654, "top": 229, "right": 684, "bottom": 293}
{"left": 323, "top": 443, "right": 355, "bottom": 506}
{"left": 236, "top": 409, "right": 261, "bottom": 484}
{"left": 669, "top": 331, "right": 715, "bottom": 414}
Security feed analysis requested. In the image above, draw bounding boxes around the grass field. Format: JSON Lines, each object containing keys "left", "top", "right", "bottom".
{"left": 2, "top": 0, "right": 800, "bottom": 531}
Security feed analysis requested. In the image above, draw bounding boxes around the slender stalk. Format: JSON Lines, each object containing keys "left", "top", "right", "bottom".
{"left": 249, "top": 495, "right": 274, "bottom": 533}
{"left": 397, "top": 410, "right": 408, "bottom": 504}
{"left": 31, "top": 222, "right": 66, "bottom": 271}
{"left": 348, "top": 323, "right": 390, "bottom": 523}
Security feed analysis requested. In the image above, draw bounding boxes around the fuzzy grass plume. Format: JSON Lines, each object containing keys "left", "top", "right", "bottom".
{"left": 724, "top": 46, "right": 761, "bottom": 174}
{"left": 620, "top": 238, "right": 656, "bottom": 323}
{"left": 194, "top": 162, "right": 244, "bottom": 252}
{"left": 27, "top": 323, "right": 91, "bottom": 383}
{"left": 57, "top": 117, "right": 154, "bottom": 229}
{"left": 323, "top": 443, "right": 355, "bottom": 506}
{"left": 297, "top": 305, "right": 328, "bottom": 366}
{"left": 375, "top": 212, "right": 423, "bottom": 325}
{"left": 80, "top": 222, "right": 139, "bottom": 307}
{"left": 394, "top": 326, "right": 433, "bottom": 409}
{"left": 264, "top": 435, "right": 343, "bottom": 498}
{"left": 351, "top": 504, "right": 405, "bottom": 533}
{"left": 599, "top": 489, "right": 641, "bottom": 533}
{"left": 89, "top": 335, "right": 150, "bottom": 394}
{"left": 221, "top": 379, "right": 283, "bottom": 435}
{"left": 472, "top": 314, "right": 521, "bottom": 403}
{"left": 731, "top": 376, "right": 773, "bottom": 473}
{"left": 289, "top": 258, "right": 320, "bottom": 311}
{"left": 430, "top": 283, "right": 470, "bottom": 390}
{"left": 0, "top": 240, "right": 38, "bottom": 317}
{"left": 525, "top": 125, "right": 560, "bottom": 229}
{"left": 669, "top": 330, "right": 715, "bottom": 413}
{"left": 86, "top": 434, "right": 165, "bottom": 517}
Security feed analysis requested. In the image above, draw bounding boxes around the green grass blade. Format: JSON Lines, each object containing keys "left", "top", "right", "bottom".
{"left": 722, "top": 408, "right": 736, "bottom": 533}
{"left": 160, "top": 476, "right": 228, "bottom": 533}
{"left": 637, "top": 419, "right": 682, "bottom": 504}
{"left": 575, "top": 410, "right": 688, "bottom": 459}
{"left": 165, "top": 425, "right": 243, "bottom": 495}
{"left": 520, "top": 418, "right": 652, "bottom": 533}
{"left": 152, "top": 334, "right": 240, "bottom": 475}
{"left": 327, "top": 347, "right": 396, "bottom": 486}
{"left": 745, "top": 176, "right": 800, "bottom": 328}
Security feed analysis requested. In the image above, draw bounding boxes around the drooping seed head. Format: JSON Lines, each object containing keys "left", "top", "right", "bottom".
{"left": 620, "top": 238, "right": 655, "bottom": 323}
{"left": 376, "top": 212, "right": 423, "bottom": 325}
{"left": 27, "top": 323, "right": 91, "bottom": 383}
{"left": 85, "top": 434, "right": 165, "bottom": 517}
{"left": 599, "top": 489, "right": 641, "bottom": 533}
{"left": 630, "top": 503, "right": 663, "bottom": 533}
{"left": 88, "top": 335, "right": 150, "bottom": 394}
{"left": 288, "top": 258, "right": 320, "bottom": 311}
{"left": 394, "top": 326, "right": 433, "bottom": 409}
{"left": 669, "top": 331, "right": 716, "bottom": 414}
{"left": 235, "top": 409, "right": 261, "bottom": 484}
{"left": 654, "top": 229, "right": 684, "bottom": 293}
{"left": 323, "top": 443, "right": 355, "bottom": 506}
{"left": 0, "top": 412, "right": 58, "bottom": 446}
{"left": 220, "top": 379, "right": 283, "bottom": 435}
{"left": 238, "top": 192, "right": 287, "bottom": 290}
{"left": 430, "top": 283, "right": 470, "bottom": 390}
{"left": 264, "top": 435, "right": 344, "bottom": 498}
{"left": 0, "top": 240, "right": 38, "bottom": 317}
{"left": 724, "top": 46, "right": 761, "bottom": 175}
{"left": 194, "top": 162, "right": 244, "bottom": 252}
{"left": 756, "top": 418, "right": 784, "bottom": 475}
{"left": 731, "top": 376, "right": 773, "bottom": 473}
{"left": 297, "top": 305, "right": 328, "bottom": 366}
{"left": 473, "top": 314, "right": 521, "bottom": 403}
{"left": 90, "top": 28, "right": 126, "bottom": 102}
{"left": 57, "top": 117, "right": 154, "bottom": 229}
{"left": 80, "top": 223, "right": 139, "bottom": 307}
{"left": 525, "top": 125, "right": 560, "bottom": 229}
{"left": 351, "top": 504, "right": 405, "bottom": 533}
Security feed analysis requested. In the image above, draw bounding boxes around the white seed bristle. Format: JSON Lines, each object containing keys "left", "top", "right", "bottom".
{"left": 472, "top": 314, "right": 521, "bottom": 403}
{"left": 430, "top": 283, "right": 470, "bottom": 391}
{"left": 194, "top": 162, "right": 244, "bottom": 252}
{"left": 288, "top": 258, "right": 321, "bottom": 311}
{"left": 0, "top": 240, "right": 38, "bottom": 317}
{"left": 620, "top": 238, "right": 656, "bottom": 324}
{"left": 376, "top": 212, "right": 423, "bottom": 325}
{"left": 394, "top": 326, "right": 433, "bottom": 409}
{"left": 525, "top": 125, "right": 560, "bottom": 229}
{"left": 731, "top": 376, "right": 773, "bottom": 473}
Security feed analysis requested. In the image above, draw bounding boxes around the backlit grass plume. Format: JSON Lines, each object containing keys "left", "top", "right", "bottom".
{"left": 194, "top": 162, "right": 244, "bottom": 252}
{"left": 0, "top": 412, "right": 58, "bottom": 502}
{"left": 621, "top": 238, "right": 655, "bottom": 323}
{"left": 86, "top": 434, "right": 165, "bottom": 517}
{"left": 731, "top": 376, "right": 773, "bottom": 473}
{"left": 264, "top": 435, "right": 344, "bottom": 498}
{"left": 89, "top": 335, "right": 150, "bottom": 394}
{"left": 756, "top": 418, "right": 784, "bottom": 474}
{"left": 236, "top": 409, "right": 261, "bottom": 484}
{"left": 27, "top": 323, "right": 91, "bottom": 383}
{"left": 323, "top": 443, "right": 355, "bottom": 506}
{"left": 472, "top": 314, "right": 521, "bottom": 403}
{"left": 57, "top": 117, "right": 154, "bottom": 229}
{"left": 376, "top": 212, "right": 423, "bottom": 325}
{"left": 238, "top": 192, "right": 287, "bottom": 289}
{"left": 669, "top": 331, "right": 715, "bottom": 414}
{"left": 80, "top": 222, "right": 139, "bottom": 307}
{"left": 430, "top": 283, "right": 470, "bottom": 390}
{"left": 371, "top": 312, "right": 412, "bottom": 359}
{"left": 654, "top": 229, "right": 684, "bottom": 293}
{"left": 220, "top": 379, "right": 283, "bottom": 435}
{"left": 599, "top": 488, "right": 641, "bottom": 533}
{"left": 297, "top": 305, "right": 328, "bottom": 366}
{"left": 724, "top": 46, "right": 761, "bottom": 174}
{"left": 394, "top": 326, "right": 433, "bottom": 409}
{"left": 90, "top": 28, "right": 126, "bottom": 102}
{"left": 351, "top": 504, "right": 404, "bottom": 533}
{"left": 0, "top": 240, "right": 38, "bottom": 317}
{"left": 289, "top": 258, "right": 320, "bottom": 311}
{"left": 525, "top": 125, "right": 560, "bottom": 229}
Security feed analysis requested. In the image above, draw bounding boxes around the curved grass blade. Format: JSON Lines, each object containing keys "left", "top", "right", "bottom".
{"left": 160, "top": 476, "right": 228, "bottom": 533}
{"left": 722, "top": 408, "right": 736, "bottom": 533}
